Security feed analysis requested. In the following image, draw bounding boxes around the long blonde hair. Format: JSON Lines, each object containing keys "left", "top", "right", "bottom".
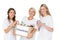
{"left": 39, "top": 4, "right": 51, "bottom": 17}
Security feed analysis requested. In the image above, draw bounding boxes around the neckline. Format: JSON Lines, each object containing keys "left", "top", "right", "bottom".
{"left": 42, "top": 15, "right": 50, "bottom": 18}
{"left": 27, "top": 17, "right": 34, "bottom": 21}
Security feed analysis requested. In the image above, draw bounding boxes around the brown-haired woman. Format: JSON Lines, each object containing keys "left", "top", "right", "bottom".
{"left": 3, "top": 8, "right": 18, "bottom": 40}
{"left": 37, "top": 4, "right": 53, "bottom": 40}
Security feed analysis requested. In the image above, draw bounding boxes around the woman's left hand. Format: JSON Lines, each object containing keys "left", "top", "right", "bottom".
{"left": 27, "top": 28, "right": 36, "bottom": 39}
{"left": 27, "top": 33, "right": 33, "bottom": 39}
{"left": 37, "top": 21, "right": 44, "bottom": 30}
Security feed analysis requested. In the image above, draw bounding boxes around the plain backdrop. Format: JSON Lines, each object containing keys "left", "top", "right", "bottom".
{"left": 0, "top": 0, "right": 60, "bottom": 40}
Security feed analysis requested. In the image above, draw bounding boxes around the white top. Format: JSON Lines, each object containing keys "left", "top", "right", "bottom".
{"left": 3, "top": 19, "right": 16, "bottom": 40}
{"left": 20, "top": 16, "right": 37, "bottom": 40}
{"left": 38, "top": 15, "right": 53, "bottom": 40}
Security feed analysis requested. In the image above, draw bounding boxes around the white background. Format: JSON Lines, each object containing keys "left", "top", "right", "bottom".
{"left": 0, "top": 0, "right": 60, "bottom": 40}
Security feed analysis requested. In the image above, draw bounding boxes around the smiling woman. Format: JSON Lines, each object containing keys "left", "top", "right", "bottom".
{"left": 37, "top": 4, "right": 53, "bottom": 40}
{"left": 3, "top": 8, "right": 18, "bottom": 40}
{"left": 20, "top": 7, "right": 37, "bottom": 40}
{"left": 7, "top": 8, "right": 16, "bottom": 22}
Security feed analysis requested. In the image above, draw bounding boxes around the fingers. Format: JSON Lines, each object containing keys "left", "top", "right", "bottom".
{"left": 12, "top": 21, "right": 18, "bottom": 27}
{"left": 27, "top": 33, "right": 32, "bottom": 39}
{"left": 14, "top": 20, "right": 19, "bottom": 25}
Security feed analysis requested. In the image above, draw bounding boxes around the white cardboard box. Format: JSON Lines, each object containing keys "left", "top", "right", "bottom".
{"left": 15, "top": 25, "right": 32, "bottom": 37}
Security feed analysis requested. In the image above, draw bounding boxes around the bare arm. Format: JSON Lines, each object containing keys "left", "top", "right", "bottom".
{"left": 43, "top": 24, "right": 53, "bottom": 32}
{"left": 4, "top": 25, "right": 13, "bottom": 33}
{"left": 27, "top": 28, "right": 37, "bottom": 39}
{"left": 4, "top": 21, "right": 17, "bottom": 33}
{"left": 37, "top": 20, "right": 53, "bottom": 32}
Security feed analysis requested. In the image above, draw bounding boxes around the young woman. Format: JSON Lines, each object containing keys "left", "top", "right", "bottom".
{"left": 3, "top": 8, "right": 18, "bottom": 40}
{"left": 37, "top": 4, "right": 53, "bottom": 40}
{"left": 20, "top": 8, "right": 37, "bottom": 40}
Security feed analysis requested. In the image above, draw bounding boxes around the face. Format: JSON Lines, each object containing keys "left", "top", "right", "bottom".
{"left": 40, "top": 6, "right": 47, "bottom": 15}
{"left": 9, "top": 10, "right": 15, "bottom": 19}
{"left": 29, "top": 9, "right": 35, "bottom": 17}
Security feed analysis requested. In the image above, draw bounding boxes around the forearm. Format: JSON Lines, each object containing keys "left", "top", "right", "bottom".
{"left": 27, "top": 28, "right": 36, "bottom": 39}
{"left": 31, "top": 28, "right": 36, "bottom": 34}
{"left": 44, "top": 25, "right": 53, "bottom": 32}
{"left": 4, "top": 25, "right": 13, "bottom": 33}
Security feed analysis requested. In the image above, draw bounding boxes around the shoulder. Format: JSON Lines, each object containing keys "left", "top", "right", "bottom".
{"left": 21, "top": 16, "right": 28, "bottom": 22}
{"left": 3, "top": 18, "right": 10, "bottom": 27}
{"left": 47, "top": 15, "right": 52, "bottom": 18}
{"left": 3, "top": 18, "right": 9, "bottom": 23}
{"left": 46, "top": 15, "right": 53, "bottom": 23}
{"left": 41, "top": 15, "right": 53, "bottom": 20}
{"left": 22, "top": 16, "right": 27, "bottom": 20}
{"left": 33, "top": 18, "right": 38, "bottom": 23}
{"left": 34, "top": 19, "right": 37, "bottom": 22}
{"left": 46, "top": 15, "right": 53, "bottom": 20}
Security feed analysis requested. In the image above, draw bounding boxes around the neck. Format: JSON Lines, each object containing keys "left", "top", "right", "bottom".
{"left": 28, "top": 16, "right": 33, "bottom": 20}
{"left": 43, "top": 13, "right": 48, "bottom": 17}
{"left": 10, "top": 18, "right": 13, "bottom": 20}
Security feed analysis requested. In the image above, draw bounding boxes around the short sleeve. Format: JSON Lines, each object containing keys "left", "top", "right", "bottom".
{"left": 21, "top": 16, "right": 27, "bottom": 24}
{"left": 34, "top": 20, "right": 38, "bottom": 29}
{"left": 3, "top": 19, "right": 9, "bottom": 30}
{"left": 46, "top": 16, "right": 53, "bottom": 28}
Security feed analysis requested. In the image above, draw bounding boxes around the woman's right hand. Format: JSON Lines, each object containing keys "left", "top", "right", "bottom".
{"left": 12, "top": 21, "right": 18, "bottom": 27}
{"left": 37, "top": 20, "right": 42, "bottom": 31}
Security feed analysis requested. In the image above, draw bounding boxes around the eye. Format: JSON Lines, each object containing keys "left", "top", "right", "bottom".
{"left": 10, "top": 12, "right": 12, "bottom": 13}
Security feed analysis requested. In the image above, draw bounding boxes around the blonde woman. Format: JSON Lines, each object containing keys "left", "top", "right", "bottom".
{"left": 37, "top": 4, "right": 53, "bottom": 40}
{"left": 20, "top": 8, "right": 37, "bottom": 40}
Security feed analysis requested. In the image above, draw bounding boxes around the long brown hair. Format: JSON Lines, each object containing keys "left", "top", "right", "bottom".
{"left": 7, "top": 8, "right": 16, "bottom": 22}
{"left": 39, "top": 4, "right": 51, "bottom": 17}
